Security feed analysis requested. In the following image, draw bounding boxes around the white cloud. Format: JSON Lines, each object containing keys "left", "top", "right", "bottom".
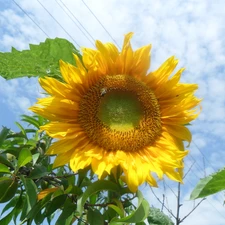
{"left": 1, "top": 0, "right": 225, "bottom": 224}
{"left": 0, "top": 77, "right": 41, "bottom": 115}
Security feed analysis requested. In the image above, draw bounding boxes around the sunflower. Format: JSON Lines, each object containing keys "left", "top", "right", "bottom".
{"left": 30, "top": 33, "right": 200, "bottom": 192}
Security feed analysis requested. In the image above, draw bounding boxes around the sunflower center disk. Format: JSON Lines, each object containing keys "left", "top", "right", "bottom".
{"left": 98, "top": 91, "right": 142, "bottom": 132}
{"left": 79, "top": 75, "right": 162, "bottom": 152}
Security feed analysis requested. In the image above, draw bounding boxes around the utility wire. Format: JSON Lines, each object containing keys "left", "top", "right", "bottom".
{"left": 192, "top": 140, "right": 218, "bottom": 172}
{"left": 158, "top": 140, "right": 225, "bottom": 221}
{"left": 81, "top": 0, "right": 121, "bottom": 49}
{"left": 162, "top": 176, "right": 225, "bottom": 221}
{"left": 12, "top": 0, "right": 49, "bottom": 37}
{"left": 56, "top": 0, "right": 95, "bottom": 47}
{"left": 186, "top": 154, "right": 225, "bottom": 200}
{"left": 36, "top": 0, "right": 80, "bottom": 48}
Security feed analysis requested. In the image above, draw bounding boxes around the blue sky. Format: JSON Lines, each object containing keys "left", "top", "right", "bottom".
{"left": 1, "top": 0, "right": 225, "bottom": 224}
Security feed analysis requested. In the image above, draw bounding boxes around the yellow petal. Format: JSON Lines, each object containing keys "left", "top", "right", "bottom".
{"left": 46, "top": 139, "right": 79, "bottom": 155}
{"left": 53, "top": 150, "right": 73, "bottom": 168}
{"left": 132, "top": 45, "right": 151, "bottom": 76}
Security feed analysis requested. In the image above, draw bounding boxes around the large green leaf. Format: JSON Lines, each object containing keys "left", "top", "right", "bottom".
{"left": 0, "top": 38, "right": 80, "bottom": 80}
{"left": 190, "top": 168, "right": 225, "bottom": 199}
{"left": 77, "top": 180, "right": 121, "bottom": 215}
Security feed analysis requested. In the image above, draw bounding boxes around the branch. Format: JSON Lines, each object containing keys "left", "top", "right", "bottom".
{"left": 179, "top": 198, "right": 206, "bottom": 223}
{"left": 85, "top": 195, "right": 137, "bottom": 208}
{"left": 150, "top": 186, "right": 177, "bottom": 220}
{"left": 176, "top": 183, "right": 181, "bottom": 225}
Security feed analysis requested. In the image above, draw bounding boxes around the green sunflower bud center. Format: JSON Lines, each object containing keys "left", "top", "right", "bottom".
{"left": 98, "top": 91, "right": 143, "bottom": 131}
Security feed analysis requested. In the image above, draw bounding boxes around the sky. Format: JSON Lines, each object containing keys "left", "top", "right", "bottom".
{"left": 0, "top": 0, "right": 225, "bottom": 224}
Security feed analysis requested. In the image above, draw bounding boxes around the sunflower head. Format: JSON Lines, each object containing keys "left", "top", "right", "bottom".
{"left": 30, "top": 32, "right": 200, "bottom": 192}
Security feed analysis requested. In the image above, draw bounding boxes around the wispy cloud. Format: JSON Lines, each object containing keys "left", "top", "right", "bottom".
{"left": 0, "top": 77, "right": 41, "bottom": 115}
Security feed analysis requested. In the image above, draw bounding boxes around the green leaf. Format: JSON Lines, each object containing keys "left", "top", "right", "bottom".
{"left": 87, "top": 208, "right": 104, "bottom": 225}
{"left": 17, "top": 148, "right": 32, "bottom": 168}
{"left": 89, "top": 193, "right": 97, "bottom": 205}
{"left": 0, "top": 207, "right": 15, "bottom": 225}
{"left": 110, "top": 191, "right": 150, "bottom": 225}
{"left": 21, "top": 115, "right": 41, "bottom": 129}
{"left": 55, "top": 198, "right": 77, "bottom": 225}
{"left": 147, "top": 207, "right": 174, "bottom": 225}
{"left": 32, "top": 153, "right": 40, "bottom": 166}
{"left": 0, "top": 155, "right": 14, "bottom": 169}
{"left": 0, "top": 163, "right": 11, "bottom": 173}
{"left": 77, "top": 167, "right": 90, "bottom": 187}
{"left": 13, "top": 195, "right": 24, "bottom": 225}
{"left": 0, "top": 177, "right": 18, "bottom": 203}
{"left": 23, "top": 193, "right": 51, "bottom": 223}
{"left": 77, "top": 180, "right": 120, "bottom": 215}
{"left": 44, "top": 194, "right": 67, "bottom": 217}
{"left": 1, "top": 196, "right": 19, "bottom": 215}
{"left": 28, "top": 165, "right": 49, "bottom": 179}
{"left": 64, "top": 184, "right": 82, "bottom": 196}
{"left": 0, "top": 38, "right": 80, "bottom": 80}
{"left": 15, "top": 122, "right": 27, "bottom": 138}
{"left": 190, "top": 168, "right": 225, "bottom": 199}
{"left": 34, "top": 206, "right": 46, "bottom": 225}
{"left": 0, "top": 127, "right": 10, "bottom": 147}
{"left": 20, "top": 176, "right": 37, "bottom": 212}
{"left": 0, "top": 194, "right": 23, "bottom": 225}
{"left": 108, "top": 205, "right": 124, "bottom": 218}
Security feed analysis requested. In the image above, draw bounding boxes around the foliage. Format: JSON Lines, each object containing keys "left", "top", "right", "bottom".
{"left": 0, "top": 38, "right": 81, "bottom": 80}
{"left": 190, "top": 168, "right": 225, "bottom": 199}
{"left": 0, "top": 115, "right": 156, "bottom": 224}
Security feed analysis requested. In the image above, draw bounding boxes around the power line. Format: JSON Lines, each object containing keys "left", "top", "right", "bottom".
{"left": 157, "top": 140, "right": 225, "bottom": 220}
{"left": 36, "top": 0, "right": 80, "bottom": 48}
{"left": 12, "top": 0, "right": 49, "bottom": 37}
{"left": 161, "top": 176, "right": 225, "bottom": 221}
{"left": 186, "top": 153, "right": 225, "bottom": 200}
{"left": 185, "top": 157, "right": 225, "bottom": 203}
{"left": 81, "top": 0, "right": 121, "bottom": 49}
{"left": 56, "top": 0, "right": 95, "bottom": 47}
{"left": 192, "top": 140, "right": 218, "bottom": 172}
